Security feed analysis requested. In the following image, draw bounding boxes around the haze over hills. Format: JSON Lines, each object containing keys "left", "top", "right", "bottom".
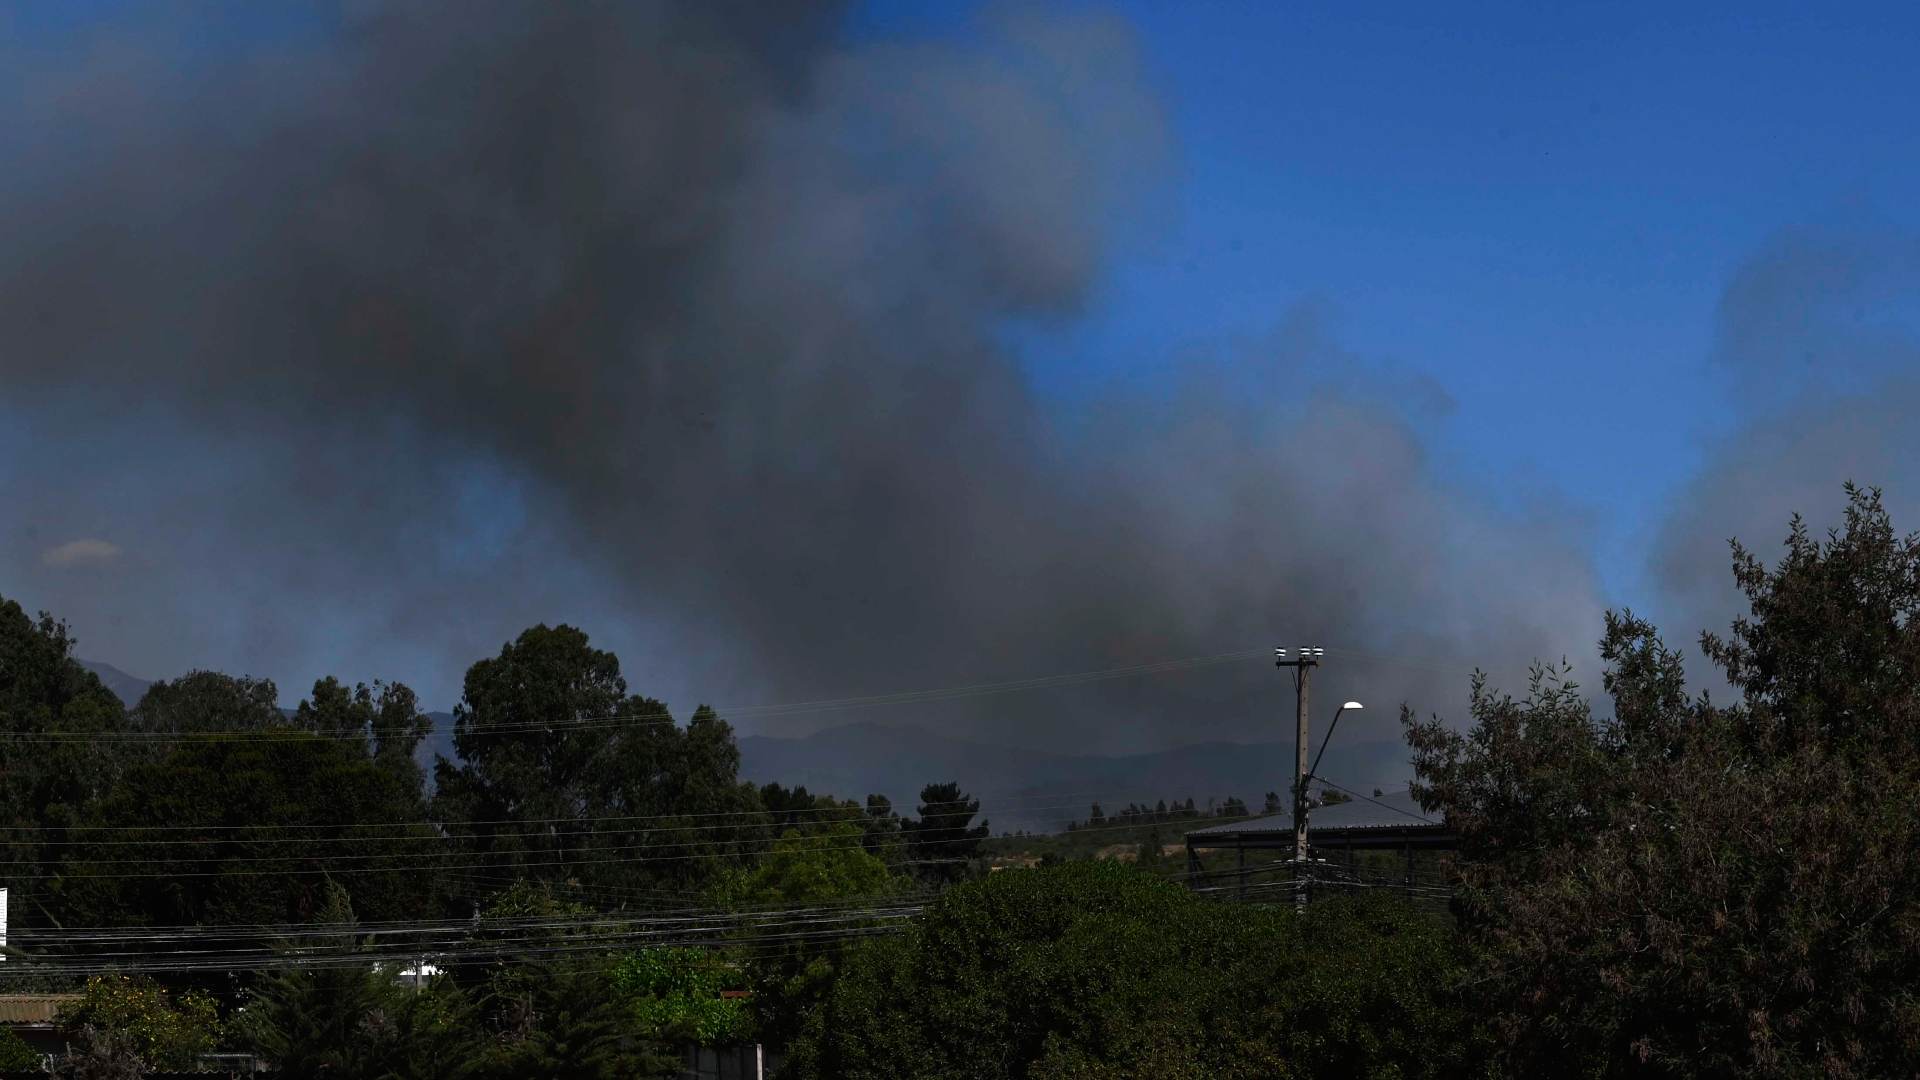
{"left": 78, "top": 659, "right": 1411, "bottom": 834}
{"left": 77, "top": 659, "right": 154, "bottom": 711}
{"left": 735, "top": 721, "right": 1413, "bottom": 834}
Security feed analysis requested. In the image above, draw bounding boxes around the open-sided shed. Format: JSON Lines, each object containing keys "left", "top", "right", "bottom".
{"left": 1182, "top": 790, "right": 1455, "bottom": 903}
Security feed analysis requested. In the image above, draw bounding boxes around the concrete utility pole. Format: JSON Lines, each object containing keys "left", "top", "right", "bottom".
{"left": 1275, "top": 646, "right": 1321, "bottom": 904}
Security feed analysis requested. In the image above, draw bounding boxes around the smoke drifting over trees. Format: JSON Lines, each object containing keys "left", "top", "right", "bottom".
{"left": 1652, "top": 229, "right": 1920, "bottom": 686}
{"left": 0, "top": 2, "right": 1608, "bottom": 752}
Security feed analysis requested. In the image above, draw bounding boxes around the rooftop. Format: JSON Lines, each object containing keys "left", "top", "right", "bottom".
{"left": 1184, "top": 789, "right": 1439, "bottom": 839}
{"left": 0, "top": 993, "right": 79, "bottom": 1026}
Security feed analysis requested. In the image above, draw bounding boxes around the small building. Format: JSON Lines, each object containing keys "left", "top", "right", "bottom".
{"left": 0, "top": 993, "right": 80, "bottom": 1061}
{"left": 1183, "top": 790, "right": 1454, "bottom": 903}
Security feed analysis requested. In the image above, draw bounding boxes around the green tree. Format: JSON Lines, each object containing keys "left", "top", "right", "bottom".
{"left": 711, "top": 819, "right": 902, "bottom": 1045}
{"left": 0, "top": 596, "right": 129, "bottom": 924}
{"left": 786, "top": 861, "right": 1483, "bottom": 1079}
{"left": 52, "top": 674, "right": 441, "bottom": 928}
{"left": 717, "top": 820, "right": 896, "bottom": 909}
{"left": 0, "top": 1027, "right": 40, "bottom": 1071}
{"left": 241, "top": 885, "right": 671, "bottom": 1080}
{"left": 478, "top": 961, "right": 668, "bottom": 1079}
{"left": 130, "top": 670, "right": 281, "bottom": 733}
{"left": 294, "top": 676, "right": 433, "bottom": 786}
{"left": 239, "top": 964, "right": 483, "bottom": 1080}
{"left": 49, "top": 1028, "right": 146, "bottom": 1080}
{"left": 56, "top": 975, "right": 221, "bottom": 1071}
{"left": 758, "top": 782, "right": 820, "bottom": 830}
{"left": 609, "top": 948, "right": 752, "bottom": 1046}
{"left": 447, "top": 879, "right": 676, "bottom": 1077}
{"left": 431, "top": 625, "right": 762, "bottom": 895}
{"left": 862, "top": 795, "right": 903, "bottom": 865}
{"left": 1406, "top": 485, "right": 1920, "bottom": 1076}
{"left": 903, "top": 782, "right": 988, "bottom": 884}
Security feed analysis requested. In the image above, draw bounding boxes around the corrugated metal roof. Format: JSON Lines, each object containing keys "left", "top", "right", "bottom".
{"left": 1184, "top": 789, "right": 1436, "bottom": 838}
{"left": 0, "top": 993, "right": 79, "bottom": 1025}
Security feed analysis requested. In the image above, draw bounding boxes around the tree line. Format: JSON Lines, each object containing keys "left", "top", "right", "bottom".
{"left": 1069, "top": 796, "right": 1235, "bottom": 830}
{"left": 787, "top": 484, "right": 1920, "bottom": 1077}
{"left": 0, "top": 611, "right": 992, "bottom": 1075}
{"left": 4, "top": 483, "right": 1919, "bottom": 1076}
{"left": 1069, "top": 785, "right": 1352, "bottom": 832}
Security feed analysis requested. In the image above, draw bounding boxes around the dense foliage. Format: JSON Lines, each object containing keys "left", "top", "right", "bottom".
{"left": 238, "top": 959, "right": 679, "bottom": 1080}
{"left": 53, "top": 676, "right": 441, "bottom": 928}
{"left": 902, "top": 781, "right": 990, "bottom": 884}
{"left": 0, "top": 600, "right": 129, "bottom": 919}
{"left": 1407, "top": 485, "right": 1920, "bottom": 1077}
{"left": 430, "top": 624, "right": 764, "bottom": 896}
{"left": 711, "top": 818, "right": 904, "bottom": 1045}
{"left": 237, "top": 885, "right": 679, "bottom": 1080}
{"left": 56, "top": 975, "right": 222, "bottom": 1071}
{"left": 238, "top": 964, "right": 482, "bottom": 1080}
{"left": 0, "top": 1028, "right": 41, "bottom": 1072}
{"left": 611, "top": 948, "right": 753, "bottom": 1046}
{"left": 786, "top": 860, "right": 1486, "bottom": 1079}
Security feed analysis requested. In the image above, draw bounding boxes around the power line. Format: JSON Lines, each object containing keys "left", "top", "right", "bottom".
{"left": 0, "top": 793, "right": 1103, "bottom": 843}
{"left": 0, "top": 784, "right": 1147, "bottom": 833}
{"left": 3, "top": 924, "right": 912, "bottom": 978}
{"left": 17, "top": 895, "right": 937, "bottom": 942}
{"left": 0, "top": 814, "right": 1237, "bottom": 880}
{"left": 7, "top": 646, "right": 1273, "bottom": 744}
{"left": 2, "top": 894, "right": 934, "bottom": 976}
{"left": 1307, "top": 778, "right": 1438, "bottom": 825}
{"left": 14, "top": 907, "right": 928, "bottom": 952}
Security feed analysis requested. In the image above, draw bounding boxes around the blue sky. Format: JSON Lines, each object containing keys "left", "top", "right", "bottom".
{"left": 860, "top": 1, "right": 1920, "bottom": 607}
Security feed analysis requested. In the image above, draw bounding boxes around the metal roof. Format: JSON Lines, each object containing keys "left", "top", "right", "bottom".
{"left": 0, "top": 993, "right": 79, "bottom": 1025}
{"left": 1184, "top": 789, "right": 1437, "bottom": 839}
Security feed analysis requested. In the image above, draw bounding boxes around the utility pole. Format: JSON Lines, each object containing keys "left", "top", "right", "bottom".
{"left": 1275, "top": 646, "right": 1322, "bottom": 906}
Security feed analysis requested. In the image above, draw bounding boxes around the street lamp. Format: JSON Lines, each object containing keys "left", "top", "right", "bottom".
{"left": 1306, "top": 701, "right": 1364, "bottom": 804}
{"left": 1290, "top": 698, "right": 1363, "bottom": 909}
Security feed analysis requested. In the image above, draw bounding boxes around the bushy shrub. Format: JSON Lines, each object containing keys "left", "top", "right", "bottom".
{"left": 56, "top": 975, "right": 220, "bottom": 1071}
{"left": 785, "top": 861, "right": 1486, "bottom": 1079}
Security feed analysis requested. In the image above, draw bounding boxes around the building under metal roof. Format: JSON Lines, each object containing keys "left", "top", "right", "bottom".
{"left": 0, "top": 993, "right": 79, "bottom": 1060}
{"left": 0, "top": 993, "right": 77, "bottom": 1026}
{"left": 1182, "top": 790, "right": 1456, "bottom": 903}
{"left": 1185, "top": 789, "right": 1451, "bottom": 850}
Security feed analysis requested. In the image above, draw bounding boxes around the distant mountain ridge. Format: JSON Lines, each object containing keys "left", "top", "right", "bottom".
{"left": 78, "top": 659, "right": 152, "bottom": 708}
{"left": 76, "top": 659, "right": 1412, "bottom": 834}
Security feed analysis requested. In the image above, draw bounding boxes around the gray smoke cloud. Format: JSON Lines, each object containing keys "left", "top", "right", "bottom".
{"left": 1652, "top": 228, "right": 1920, "bottom": 675}
{"left": 1, "top": 2, "right": 1603, "bottom": 757}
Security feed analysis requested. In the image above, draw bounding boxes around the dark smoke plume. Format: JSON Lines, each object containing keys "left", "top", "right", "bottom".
{"left": 1, "top": 2, "right": 1601, "bottom": 759}
{"left": 1652, "top": 228, "right": 1920, "bottom": 680}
